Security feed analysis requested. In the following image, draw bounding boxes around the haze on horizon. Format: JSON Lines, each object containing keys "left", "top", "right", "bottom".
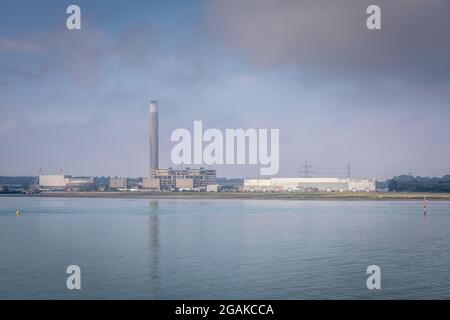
{"left": 1, "top": 0, "right": 449, "bottom": 179}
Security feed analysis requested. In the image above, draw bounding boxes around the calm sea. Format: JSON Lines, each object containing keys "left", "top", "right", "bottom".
{"left": 0, "top": 197, "right": 449, "bottom": 299}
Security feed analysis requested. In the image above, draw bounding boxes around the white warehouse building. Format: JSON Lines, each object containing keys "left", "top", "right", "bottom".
{"left": 39, "top": 175, "right": 94, "bottom": 188}
{"left": 39, "top": 175, "right": 67, "bottom": 187}
{"left": 244, "top": 178, "right": 376, "bottom": 192}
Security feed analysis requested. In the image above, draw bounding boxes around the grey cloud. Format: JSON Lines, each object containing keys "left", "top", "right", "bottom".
{"left": 0, "top": 37, "right": 46, "bottom": 54}
{"left": 0, "top": 118, "right": 17, "bottom": 137}
{"left": 113, "top": 23, "right": 159, "bottom": 67}
{"left": 40, "top": 26, "right": 109, "bottom": 85}
{"left": 205, "top": 0, "right": 450, "bottom": 82}
{"left": 0, "top": 21, "right": 214, "bottom": 88}
{"left": 0, "top": 26, "right": 109, "bottom": 85}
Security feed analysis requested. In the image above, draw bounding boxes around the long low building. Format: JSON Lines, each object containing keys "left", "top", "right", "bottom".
{"left": 244, "top": 177, "right": 376, "bottom": 192}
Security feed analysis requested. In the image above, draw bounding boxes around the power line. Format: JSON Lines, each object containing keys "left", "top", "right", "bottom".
{"left": 299, "top": 161, "right": 314, "bottom": 178}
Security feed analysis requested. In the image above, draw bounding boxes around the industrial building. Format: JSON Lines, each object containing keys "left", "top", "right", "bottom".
{"left": 109, "top": 177, "right": 128, "bottom": 190}
{"left": 148, "top": 167, "right": 217, "bottom": 191}
{"left": 144, "top": 101, "right": 217, "bottom": 191}
{"left": 142, "top": 178, "right": 160, "bottom": 191}
{"left": 244, "top": 177, "right": 376, "bottom": 192}
{"left": 39, "top": 175, "right": 94, "bottom": 189}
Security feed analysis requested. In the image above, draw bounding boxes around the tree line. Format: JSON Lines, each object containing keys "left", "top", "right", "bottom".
{"left": 387, "top": 175, "right": 450, "bottom": 192}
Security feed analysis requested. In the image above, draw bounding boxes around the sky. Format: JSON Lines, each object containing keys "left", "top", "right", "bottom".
{"left": 1, "top": 0, "right": 450, "bottom": 179}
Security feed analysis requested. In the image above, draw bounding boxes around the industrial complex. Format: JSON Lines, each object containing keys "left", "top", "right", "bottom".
{"left": 142, "top": 101, "right": 218, "bottom": 191}
{"left": 31, "top": 100, "right": 376, "bottom": 193}
{"left": 37, "top": 100, "right": 217, "bottom": 192}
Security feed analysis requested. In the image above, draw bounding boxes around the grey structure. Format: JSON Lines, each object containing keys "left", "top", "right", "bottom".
{"left": 149, "top": 101, "right": 159, "bottom": 175}
{"left": 109, "top": 177, "right": 128, "bottom": 190}
{"left": 150, "top": 167, "right": 217, "bottom": 191}
{"left": 146, "top": 100, "right": 217, "bottom": 191}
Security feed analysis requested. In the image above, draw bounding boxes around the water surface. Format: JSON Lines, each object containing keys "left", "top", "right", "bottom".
{"left": 0, "top": 197, "right": 449, "bottom": 299}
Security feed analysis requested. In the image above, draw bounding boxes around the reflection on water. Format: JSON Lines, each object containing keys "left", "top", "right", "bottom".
{"left": 148, "top": 200, "right": 160, "bottom": 297}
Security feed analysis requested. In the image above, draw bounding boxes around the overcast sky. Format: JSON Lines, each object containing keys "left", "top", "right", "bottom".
{"left": 1, "top": 0, "right": 449, "bottom": 179}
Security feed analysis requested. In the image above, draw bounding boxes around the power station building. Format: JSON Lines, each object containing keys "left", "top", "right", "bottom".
{"left": 144, "top": 167, "right": 217, "bottom": 191}
{"left": 244, "top": 177, "right": 376, "bottom": 192}
{"left": 39, "top": 175, "right": 94, "bottom": 189}
{"left": 145, "top": 101, "right": 217, "bottom": 191}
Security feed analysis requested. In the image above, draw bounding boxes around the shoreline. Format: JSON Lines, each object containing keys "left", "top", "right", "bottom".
{"left": 2, "top": 191, "right": 450, "bottom": 201}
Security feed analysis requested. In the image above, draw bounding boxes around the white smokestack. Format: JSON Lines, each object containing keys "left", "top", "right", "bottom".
{"left": 149, "top": 101, "right": 159, "bottom": 175}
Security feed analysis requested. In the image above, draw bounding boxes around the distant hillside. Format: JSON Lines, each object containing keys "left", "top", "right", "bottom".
{"left": 0, "top": 176, "right": 34, "bottom": 187}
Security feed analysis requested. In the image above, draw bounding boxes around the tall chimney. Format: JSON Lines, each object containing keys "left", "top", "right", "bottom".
{"left": 149, "top": 101, "right": 159, "bottom": 176}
